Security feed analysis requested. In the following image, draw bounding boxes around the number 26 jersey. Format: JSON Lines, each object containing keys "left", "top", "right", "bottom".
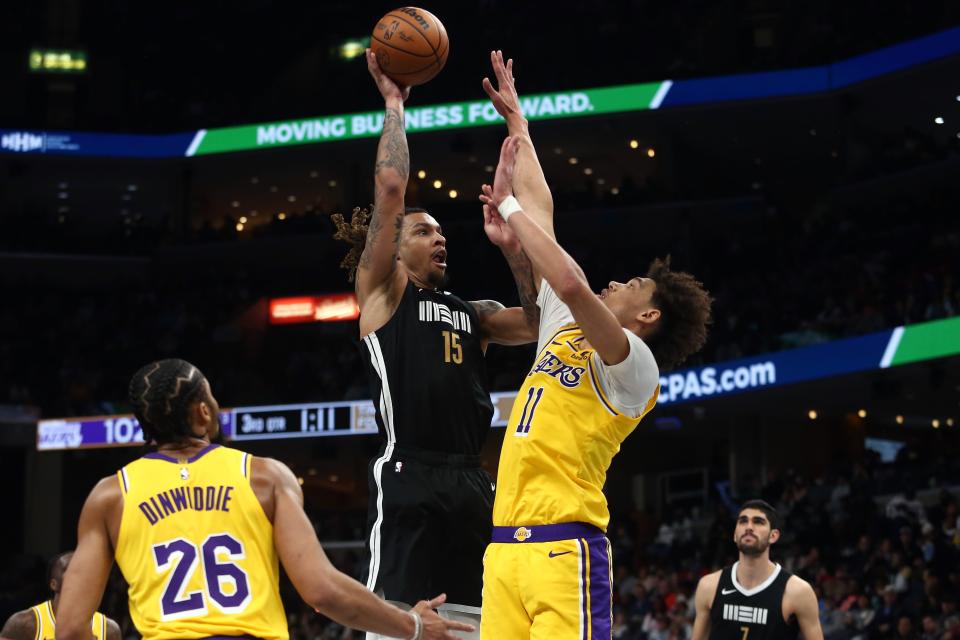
{"left": 115, "top": 444, "right": 288, "bottom": 640}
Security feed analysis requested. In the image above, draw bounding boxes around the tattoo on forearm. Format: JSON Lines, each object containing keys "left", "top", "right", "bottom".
{"left": 375, "top": 107, "right": 409, "bottom": 182}
{"left": 361, "top": 107, "right": 409, "bottom": 272}
{"left": 505, "top": 250, "right": 540, "bottom": 329}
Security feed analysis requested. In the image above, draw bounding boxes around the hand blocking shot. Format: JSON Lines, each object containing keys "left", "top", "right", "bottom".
{"left": 476, "top": 67, "right": 713, "bottom": 637}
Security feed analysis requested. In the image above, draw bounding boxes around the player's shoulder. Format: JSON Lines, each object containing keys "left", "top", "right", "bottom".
{"left": 250, "top": 455, "right": 297, "bottom": 486}
{"left": 1, "top": 608, "right": 37, "bottom": 640}
{"left": 697, "top": 569, "right": 723, "bottom": 589}
{"left": 784, "top": 573, "right": 816, "bottom": 598}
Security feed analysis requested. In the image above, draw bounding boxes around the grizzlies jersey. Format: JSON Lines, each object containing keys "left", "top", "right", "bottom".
{"left": 115, "top": 444, "right": 287, "bottom": 640}
{"left": 709, "top": 563, "right": 799, "bottom": 640}
{"left": 29, "top": 600, "right": 107, "bottom": 640}
{"left": 492, "top": 282, "right": 660, "bottom": 531}
{"left": 360, "top": 281, "right": 493, "bottom": 455}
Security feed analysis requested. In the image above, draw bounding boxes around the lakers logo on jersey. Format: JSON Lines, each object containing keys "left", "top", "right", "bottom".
{"left": 529, "top": 350, "right": 586, "bottom": 388}
{"left": 494, "top": 325, "right": 658, "bottom": 532}
{"left": 513, "top": 527, "right": 533, "bottom": 542}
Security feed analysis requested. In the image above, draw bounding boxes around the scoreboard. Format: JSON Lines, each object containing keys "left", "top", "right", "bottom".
{"left": 36, "top": 392, "right": 519, "bottom": 451}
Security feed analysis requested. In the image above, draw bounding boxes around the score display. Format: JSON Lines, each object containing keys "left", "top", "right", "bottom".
{"left": 37, "top": 393, "right": 520, "bottom": 451}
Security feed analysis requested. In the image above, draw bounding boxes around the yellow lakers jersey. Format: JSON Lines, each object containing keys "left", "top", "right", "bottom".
{"left": 30, "top": 600, "right": 107, "bottom": 640}
{"left": 115, "top": 444, "right": 288, "bottom": 640}
{"left": 493, "top": 324, "right": 659, "bottom": 531}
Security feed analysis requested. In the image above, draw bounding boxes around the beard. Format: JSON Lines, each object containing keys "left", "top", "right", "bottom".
{"left": 426, "top": 268, "right": 449, "bottom": 289}
{"left": 736, "top": 535, "right": 770, "bottom": 556}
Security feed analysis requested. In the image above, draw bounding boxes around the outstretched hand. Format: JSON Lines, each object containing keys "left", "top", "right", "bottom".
{"left": 479, "top": 135, "right": 522, "bottom": 209}
{"left": 366, "top": 48, "right": 410, "bottom": 103}
{"left": 414, "top": 593, "right": 476, "bottom": 640}
{"left": 482, "top": 50, "right": 521, "bottom": 121}
{"left": 482, "top": 203, "right": 521, "bottom": 253}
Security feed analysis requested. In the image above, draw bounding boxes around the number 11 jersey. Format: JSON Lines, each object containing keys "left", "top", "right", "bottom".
{"left": 115, "top": 444, "right": 287, "bottom": 640}
{"left": 492, "top": 281, "right": 661, "bottom": 531}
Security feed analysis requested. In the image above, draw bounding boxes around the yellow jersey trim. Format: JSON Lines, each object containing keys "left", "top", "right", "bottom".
{"left": 31, "top": 606, "right": 41, "bottom": 640}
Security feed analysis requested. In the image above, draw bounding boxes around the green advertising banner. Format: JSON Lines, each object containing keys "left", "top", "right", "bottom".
{"left": 188, "top": 81, "right": 669, "bottom": 156}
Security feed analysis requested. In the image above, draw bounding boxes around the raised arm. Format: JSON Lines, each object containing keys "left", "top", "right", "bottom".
{"left": 355, "top": 49, "right": 411, "bottom": 307}
{"left": 481, "top": 137, "right": 630, "bottom": 365}
{"left": 261, "top": 457, "right": 471, "bottom": 639}
{"left": 483, "top": 50, "right": 555, "bottom": 242}
{"left": 56, "top": 478, "right": 118, "bottom": 640}
{"left": 470, "top": 203, "right": 540, "bottom": 347}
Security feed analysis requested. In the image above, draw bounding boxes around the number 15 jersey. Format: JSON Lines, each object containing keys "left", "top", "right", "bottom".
{"left": 115, "top": 444, "right": 288, "bottom": 640}
{"left": 492, "top": 282, "right": 661, "bottom": 532}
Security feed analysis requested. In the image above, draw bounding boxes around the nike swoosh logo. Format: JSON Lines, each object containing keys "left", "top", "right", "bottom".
{"left": 548, "top": 550, "right": 572, "bottom": 558}
{"left": 722, "top": 588, "right": 737, "bottom": 595}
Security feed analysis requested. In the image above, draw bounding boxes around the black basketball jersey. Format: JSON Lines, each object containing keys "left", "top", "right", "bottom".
{"left": 359, "top": 281, "right": 494, "bottom": 455}
{"left": 709, "top": 562, "right": 799, "bottom": 640}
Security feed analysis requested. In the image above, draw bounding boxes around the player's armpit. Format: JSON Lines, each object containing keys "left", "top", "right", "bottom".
{"left": 472, "top": 302, "right": 538, "bottom": 346}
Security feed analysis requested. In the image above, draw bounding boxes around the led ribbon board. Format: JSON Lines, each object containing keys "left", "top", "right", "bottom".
{"left": 4, "top": 26, "right": 959, "bottom": 158}
{"left": 36, "top": 316, "right": 960, "bottom": 450}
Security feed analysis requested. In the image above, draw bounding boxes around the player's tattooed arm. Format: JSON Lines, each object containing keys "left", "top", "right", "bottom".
{"left": 503, "top": 248, "right": 540, "bottom": 332}
{"left": 471, "top": 296, "right": 539, "bottom": 347}
{"left": 357, "top": 50, "right": 410, "bottom": 296}
{"left": 0, "top": 610, "right": 36, "bottom": 640}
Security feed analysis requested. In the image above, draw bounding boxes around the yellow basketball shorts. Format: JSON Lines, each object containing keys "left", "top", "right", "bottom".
{"left": 480, "top": 522, "right": 612, "bottom": 640}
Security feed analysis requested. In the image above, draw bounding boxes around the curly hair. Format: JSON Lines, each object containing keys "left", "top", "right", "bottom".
{"left": 644, "top": 256, "right": 713, "bottom": 371}
{"left": 128, "top": 359, "right": 207, "bottom": 445}
{"left": 330, "top": 206, "right": 427, "bottom": 282}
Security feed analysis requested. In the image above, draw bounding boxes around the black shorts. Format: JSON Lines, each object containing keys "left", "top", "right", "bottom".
{"left": 363, "top": 445, "right": 494, "bottom": 607}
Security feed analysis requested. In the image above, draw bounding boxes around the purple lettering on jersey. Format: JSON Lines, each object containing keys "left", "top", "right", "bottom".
{"left": 205, "top": 486, "right": 217, "bottom": 510}
{"left": 138, "top": 501, "right": 159, "bottom": 525}
{"left": 214, "top": 485, "right": 225, "bottom": 511}
{"left": 203, "top": 534, "right": 250, "bottom": 608}
{"left": 157, "top": 491, "right": 176, "bottom": 517}
{"left": 221, "top": 486, "right": 234, "bottom": 512}
{"left": 170, "top": 487, "right": 188, "bottom": 511}
{"left": 193, "top": 487, "right": 205, "bottom": 510}
{"left": 149, "top": 497, "right": 164, "bottom": 521}
{"left": 530, "top": 351, "right": 586, "bottom": 387}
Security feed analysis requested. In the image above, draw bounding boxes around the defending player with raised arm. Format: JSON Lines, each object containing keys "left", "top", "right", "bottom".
{"left": 327, "top": 50, "right": 540, "bottom": 615}
{"left": 54, "top": 359, "right": 472, "bottom": 640}
{"left": 1, "top": 551, "right": 120, "bottom": 640}
{"left": 691, "top": 501, "right": 823, "bottom": 640}
{"left": 477, "top": 133, "right": 712, "bottom": 639}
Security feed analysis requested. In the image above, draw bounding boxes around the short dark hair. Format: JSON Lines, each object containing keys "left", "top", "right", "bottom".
{"left": 644, "top": 257, "right": 712, "bottom": 371}
{"left": 47, "top": 551, "right": 72, "bottom": 589}
{"left": 128, "top": 359, "right": 207, "bottom": 445}
{"left": 738, "top": 499, "right": 782, "bottom": 531}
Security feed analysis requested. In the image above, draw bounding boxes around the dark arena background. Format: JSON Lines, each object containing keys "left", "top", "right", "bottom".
{"left": 2, "top": 2, "right": 960, "bottom": 639}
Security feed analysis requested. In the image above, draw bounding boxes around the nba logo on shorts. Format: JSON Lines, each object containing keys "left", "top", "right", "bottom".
{"left": 395, "top": 461, "right": 403, "bottom": 473}
{"left": 513, "top": 527, "right": 532, "bottom": 542}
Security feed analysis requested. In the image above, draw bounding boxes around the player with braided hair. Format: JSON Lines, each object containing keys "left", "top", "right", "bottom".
{"left": 330, "top": 51, "right": 542, "bottom": 624}
{"left": 56, "top": 359, "right": 473, "bottom": 640}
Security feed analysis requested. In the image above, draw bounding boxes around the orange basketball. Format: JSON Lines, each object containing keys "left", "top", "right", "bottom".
{"left": 371, "top": 7, "right": 449, "bottom": 86}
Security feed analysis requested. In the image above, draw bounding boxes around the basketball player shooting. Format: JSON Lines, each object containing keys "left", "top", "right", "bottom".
{"left": 691, "top": 500, "right": 823, "bottom": 640}
{"left": 476, "top": 50, "right": 713, "bottom": 639}
{"left": 330, "top": 49, "right": 539, "bottom": 621}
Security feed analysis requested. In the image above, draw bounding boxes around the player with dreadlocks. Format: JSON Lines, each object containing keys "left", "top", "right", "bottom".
{"left": 330, "top": 51, "right": 540, "bottom": 626}
{"left": 55, "top": 358, "right": 473, "bottom": 640}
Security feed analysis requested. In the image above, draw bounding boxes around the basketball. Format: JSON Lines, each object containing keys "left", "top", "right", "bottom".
{"left": 371, "top": 7, "right": 449, "bottom": 86}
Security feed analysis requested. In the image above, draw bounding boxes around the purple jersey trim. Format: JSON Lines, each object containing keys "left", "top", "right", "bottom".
{"left": 490, "top": 522, "right": 604, "bottom": 543}
{"left": 143, "top": 443, "right": 220, "bottom": 464}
